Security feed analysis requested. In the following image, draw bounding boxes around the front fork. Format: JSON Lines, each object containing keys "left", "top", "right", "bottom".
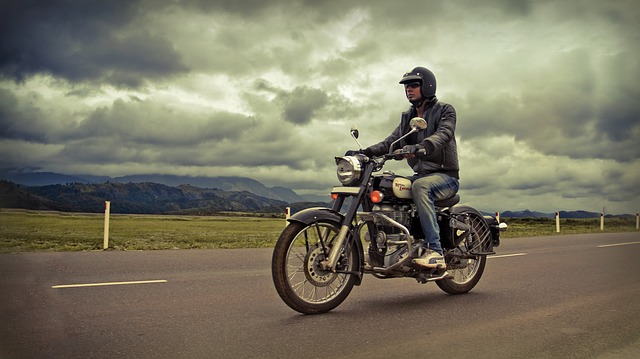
{"left": 319, "top": 189, "right": 366, "bottom": 272}
{"left": 321, "top": 225, "right": 351, "bottom": 271}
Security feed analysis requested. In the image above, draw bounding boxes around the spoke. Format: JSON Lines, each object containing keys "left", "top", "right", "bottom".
{"left": 281, "top": 222, "right": 354, "bottom": 305}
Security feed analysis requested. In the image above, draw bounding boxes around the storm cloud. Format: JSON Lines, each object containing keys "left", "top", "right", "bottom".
{"left": 1, "top": 0, "right": 638, "bottom": 214}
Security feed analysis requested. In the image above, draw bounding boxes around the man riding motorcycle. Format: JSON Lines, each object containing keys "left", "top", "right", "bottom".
{"left": 346, "top": 66, "right": 460, "bottom": 274}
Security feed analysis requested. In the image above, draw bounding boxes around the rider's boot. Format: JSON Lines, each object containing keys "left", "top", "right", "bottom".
{"left": 413, "top": 249, "right": 447, "bottom": 271}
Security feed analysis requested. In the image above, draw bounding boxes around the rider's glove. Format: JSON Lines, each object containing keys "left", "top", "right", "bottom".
{"left": 345, "top": 148, "right": 373, "bottom": 157}
{"left": 402, "top": 144, "right": 426, "bottom": 156}
{"left": 391, "top": 149, "right": 405, "bottom": 160}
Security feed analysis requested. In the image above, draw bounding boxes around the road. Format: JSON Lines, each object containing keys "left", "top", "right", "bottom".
{"left": 1, "top": 232, "right": 640, "bottom": 358}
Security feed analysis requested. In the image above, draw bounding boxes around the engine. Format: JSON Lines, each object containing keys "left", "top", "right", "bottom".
{"left": 366, "top": 204, "right": 417, "bottom": 267}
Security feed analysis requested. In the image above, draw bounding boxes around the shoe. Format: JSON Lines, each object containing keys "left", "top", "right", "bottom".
{"left": 412, "top": 249, "right": 447, "bottom": 270}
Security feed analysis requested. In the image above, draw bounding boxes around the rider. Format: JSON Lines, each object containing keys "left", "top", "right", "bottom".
{"left": 346, "top": 66, "right": 459, "bottom": 272}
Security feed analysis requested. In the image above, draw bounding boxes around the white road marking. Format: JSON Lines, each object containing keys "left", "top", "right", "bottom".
{"left": 597, "top": 241, "right": 640, "bottom": 248}
{"left": 52, "top": 279, "right": 167, "bottom": 289}
{"left": 488, "top": 253, "right": 527, "bottom": 259}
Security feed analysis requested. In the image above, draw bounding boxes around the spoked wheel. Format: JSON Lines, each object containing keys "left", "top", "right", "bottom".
{"left": 437, "top": 211, "right": 490, "bottom": 294}
{"left": 272, "top": 220, "right": 359, "bottom": 314}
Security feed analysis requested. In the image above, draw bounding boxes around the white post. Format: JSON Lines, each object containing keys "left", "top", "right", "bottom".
{"left": 104, "top": 201, "right": 110, "bottom": 249}
{"left": 600, "top": 212, "right": 604, "bottom": 231}
{"left": 495, "top": 211, "right": 500, "bottom": 223}
{"left": 555, "top": 212, "right": 560, "bottom": 233}
{"left": 636, "top": 213, "right": 639, "bottom": 230}
{"left": 285, "top": 207, "right": 291, "bottom": 226}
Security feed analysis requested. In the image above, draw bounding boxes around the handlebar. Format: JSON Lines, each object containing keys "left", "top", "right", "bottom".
{"left": 382, "top": 148, "right": 427, "bottom": 160}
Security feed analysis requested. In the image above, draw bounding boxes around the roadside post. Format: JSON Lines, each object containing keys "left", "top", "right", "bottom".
{"left": 637, "top": 213, "right": 639, "bottom": 230}
{"left": 104, "top": 201, "right": 110, "bottom": 249}
{"left": 555, "top": 212, "right": 560, "bottom": 233}
{"left": 495, "top": 212, "right": 500, "bottom": 223}
{"left": 285, "top": 207, "right": 291, "bottom": 226}
{"left": 600, "top": 212, "right": 604, "bottom": 231}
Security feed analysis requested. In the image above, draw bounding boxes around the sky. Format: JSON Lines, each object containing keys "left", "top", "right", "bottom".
{"left": 1, "top": 0, "right": 639, "bottom": 214}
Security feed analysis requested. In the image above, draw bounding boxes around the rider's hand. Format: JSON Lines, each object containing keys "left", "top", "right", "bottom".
{"left": 391, "top": 149, "right": 405, "bottom": 160}
{"left": 402, "top": 144, "right": 425, "bottom": 158}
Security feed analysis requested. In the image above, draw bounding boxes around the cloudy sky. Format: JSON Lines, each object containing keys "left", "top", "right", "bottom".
{"left": 1, "top": 0, "right": 638, "bottom": 214}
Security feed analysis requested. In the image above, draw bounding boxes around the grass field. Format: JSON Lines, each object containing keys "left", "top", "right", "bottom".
{"left": 0, "top": 209, "right": 637, "bottom": 253}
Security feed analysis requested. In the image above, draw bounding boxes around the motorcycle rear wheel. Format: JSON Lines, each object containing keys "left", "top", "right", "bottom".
{"left": 437, "top": 212, "right": 489, "bottom": 294}
{"left": 272, "top": 220, "right": 358, "bottom": 314}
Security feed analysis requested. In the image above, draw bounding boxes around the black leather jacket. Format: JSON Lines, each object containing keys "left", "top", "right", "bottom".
{"left": 365, "top": 98, "right": 459, "bottom": 179}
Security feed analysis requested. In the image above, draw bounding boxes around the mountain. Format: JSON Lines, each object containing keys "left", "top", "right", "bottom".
{"left": 558, "top": 210, "right": 599, "bottom": 218}
{"left": 501, "top": 210, "right": 555, "bottom": 218}
{"left": 0, "top": 171, "right": 107, "bottom": 186}
{"left": 0, "top": 180, "right": 72, "bottom": 211}
{"left": 0, "top": 171, "right": 306, "bottom": 203}
{"left": 112, "top": 175, "right": 307, "bottom": 203}
{"left": 7, "top": 182, "right": 289, "bottom": 214}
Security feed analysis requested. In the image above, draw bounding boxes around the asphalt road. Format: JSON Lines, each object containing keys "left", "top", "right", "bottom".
{"left": 1, "top": 232, "right": 640, "bottom": 359}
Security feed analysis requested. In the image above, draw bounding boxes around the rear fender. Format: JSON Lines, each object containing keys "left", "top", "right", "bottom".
{"left": 449, "top": 205, "right": 497, "bottom": 251}
{"left": 287, "top": 207, "right": 364, "bottom": 285}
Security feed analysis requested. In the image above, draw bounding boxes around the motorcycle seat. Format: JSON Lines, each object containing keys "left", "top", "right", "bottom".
{"left": 435, "top": 194, "right": 460, "bottom": 208}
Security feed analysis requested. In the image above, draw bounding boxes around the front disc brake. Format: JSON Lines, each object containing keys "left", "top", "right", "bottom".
{"left": 304, "top": 247, "right": 337, "bottom": 287}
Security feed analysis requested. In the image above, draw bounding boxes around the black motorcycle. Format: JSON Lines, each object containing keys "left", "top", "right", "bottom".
{"left": 272, "top": 118, "right": 507, "bottom": 314}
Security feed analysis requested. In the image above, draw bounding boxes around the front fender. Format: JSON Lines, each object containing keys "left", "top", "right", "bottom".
{"left": 288, "top": 207, "right": 344, "bottom": 226}
{"left": 288, "top": 207, "right": 364, "bottom": 285}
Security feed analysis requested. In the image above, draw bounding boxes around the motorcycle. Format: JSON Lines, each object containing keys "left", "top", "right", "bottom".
{"left": 272, "top": 118, "right": 507, "bottom": 314}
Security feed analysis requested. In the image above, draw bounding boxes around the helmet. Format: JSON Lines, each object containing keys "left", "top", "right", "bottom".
{"left": 399, "top": 67, "right": 437, "bottom": 98}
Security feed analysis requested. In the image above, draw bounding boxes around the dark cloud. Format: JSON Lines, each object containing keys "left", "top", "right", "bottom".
{"left": 0, "top": 88, "right": 49, "bottom": 142}
{"left": 0, "top": 0, "right": 187, "bottom": 87}
{"left": 249, "top": 81, "right": 330, "bottom": 125}
{"left": 281, "top": 87, "right": 329, "bottom": 125}
{"left": 72, "top": 99, "right": 254, "bottom": 145}
{"left": 455, "top": 44, "right": 640, "bottom": 163}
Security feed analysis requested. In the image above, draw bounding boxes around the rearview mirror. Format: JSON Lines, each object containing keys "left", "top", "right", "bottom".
{"left": 350, "top": 124, "right": 359, "bottom": 139}
{"left": 409, "top": 117, "right": 427, "bottom": 130}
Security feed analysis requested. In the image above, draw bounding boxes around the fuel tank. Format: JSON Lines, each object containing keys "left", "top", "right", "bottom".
{"left": 375, "top": 173, "right": 413, "bottom": 200}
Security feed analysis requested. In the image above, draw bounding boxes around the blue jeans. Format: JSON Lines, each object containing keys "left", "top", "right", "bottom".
{"left": 410, "top": 173, "right": 460, "bottom": 254}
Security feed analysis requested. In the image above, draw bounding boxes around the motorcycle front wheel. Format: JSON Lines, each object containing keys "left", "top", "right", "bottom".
{"left": 272, "top": 220, "right": 358, "bottom": 315}
{"left": 437, "top": 211, "right": 489, "bottom": 294}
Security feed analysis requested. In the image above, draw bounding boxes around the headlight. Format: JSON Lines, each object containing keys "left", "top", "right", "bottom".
{"left": 335, "top": 156, "right": 363, "bottom": 186}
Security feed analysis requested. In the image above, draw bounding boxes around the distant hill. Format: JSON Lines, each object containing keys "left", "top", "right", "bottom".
{"left": 2, "top": 181, "right": 285, "bottom": 214}
{"left": 0, "top": 171, "right": 307, "bottom": 203}
{"left": 0, "top": 171, "right": 109, "bottom": 187}
{"left": 0, "top": 172, "right": 633, "bottom": 217}
{"left": 501, "top": 210, "right": 555, "bottom": 218}
{"left": 0, "top": 180, "right": 331, "bottom": 214}
{"left": 0, "top": 180, "right": 73, "bottom": 211}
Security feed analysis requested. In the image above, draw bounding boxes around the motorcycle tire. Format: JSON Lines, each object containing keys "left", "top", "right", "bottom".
{"left": 437, "top": 211, "right": 490, "bottom": 294}
{"left": 272, "top": 220, "right": 358, "bottom": 315}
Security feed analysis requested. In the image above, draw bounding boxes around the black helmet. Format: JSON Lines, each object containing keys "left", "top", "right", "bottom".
{"left": 399, "top": 66, "right": 437, "bottom": 98}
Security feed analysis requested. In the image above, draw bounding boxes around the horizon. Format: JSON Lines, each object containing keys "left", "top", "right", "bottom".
{"left": 1, "top": 170, "right": 636, "bottom": 216}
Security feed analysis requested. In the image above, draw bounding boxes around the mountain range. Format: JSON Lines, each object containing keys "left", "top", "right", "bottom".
{"left": 0, "top": 180, "right": 325, "bottom": 215}
{"left": 0, "top": 171, "right": 633, "bottom": 218}
{"left": 0, "top": 171, "right": 326, "bottom": 203}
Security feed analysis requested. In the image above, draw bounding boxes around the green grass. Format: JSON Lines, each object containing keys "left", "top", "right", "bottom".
{"left": 0, "top": 209, "right": 287, "bottom": 252}
{"left": 0, "top": 209, "right": 637, "bottom": 252}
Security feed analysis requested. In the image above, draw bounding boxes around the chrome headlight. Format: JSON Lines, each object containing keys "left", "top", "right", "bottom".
{"left": 335, "top": 156, "right": 364, "bottom": 186}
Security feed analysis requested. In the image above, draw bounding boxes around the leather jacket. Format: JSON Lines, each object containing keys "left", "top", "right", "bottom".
{"left": 365, "top": 98, "right": 459, "bottom": 179}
